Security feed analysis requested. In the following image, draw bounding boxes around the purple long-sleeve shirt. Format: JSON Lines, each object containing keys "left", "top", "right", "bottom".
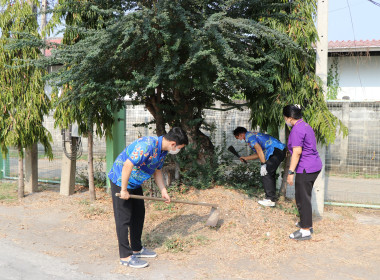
{"left": 288, "top": 119, "right": 322, "bottom": 173}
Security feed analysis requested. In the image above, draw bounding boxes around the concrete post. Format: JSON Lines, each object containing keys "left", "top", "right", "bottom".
{"left": 106, "top": 108, "right": 126, "bottom": 189}
{"left": 339, "top": 101, "right": 350, "bottom": 171}
{"left": 4, "top": 153, "right": 10, "bottom": 177}
{"left": 25, "top": 143, "right": 38, "bottom": 193}
{"left": 312, "top": 0, "right": 329, "bottom": 216}
{"left": 0, "top": 151, "right": 3, "bottom": 179}
{"left": 60, "top": 138, "right": 77, "bottom": 196}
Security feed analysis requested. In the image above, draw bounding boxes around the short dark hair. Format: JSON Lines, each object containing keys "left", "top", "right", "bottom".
{"left": 283, "top": 105, "right": 302, "bottom": 120}
{"left": 233, "top": 127, "right": 247, "bottom": 136}
{"left": 164, "top": 127, "right": 189, "bottom": 145}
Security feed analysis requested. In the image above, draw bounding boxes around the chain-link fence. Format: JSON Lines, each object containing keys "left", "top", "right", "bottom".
{"left": 2, "top": 101, "right": 380, "bottom": 205}
{"left": 325, "top": 101, "right": 380, "bottom": 204}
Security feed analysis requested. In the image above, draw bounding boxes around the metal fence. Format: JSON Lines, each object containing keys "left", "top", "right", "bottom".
{"left": 2, "top": 101, "right": 380, "bottom": 205}
{"left": 324, "top": 101, "right": 380, "bottom": 204}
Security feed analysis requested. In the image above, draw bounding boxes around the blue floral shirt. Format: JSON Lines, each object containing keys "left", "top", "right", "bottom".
{"left": 108, "top": 136, "right": 167, "bottom": 189}
{"left": 245, "top": 131, "right": 285, "bottom": 161}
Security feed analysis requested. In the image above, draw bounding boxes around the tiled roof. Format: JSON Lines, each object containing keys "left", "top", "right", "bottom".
{"left": 44, "top": 38, "right": 62, "bottom": 56}
{"left": 329, "top": 39, "right": 380, "bottom": 52}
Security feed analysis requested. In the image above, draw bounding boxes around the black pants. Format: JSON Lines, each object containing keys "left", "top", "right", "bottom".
{"left": 261, "top": 148, "right": 286, "bottom": 201}
{"left": 111, "top": 181, "right": 145, "bottom": 258}
{"left": 295, "top": 170, "right": 320, "bottom": 228}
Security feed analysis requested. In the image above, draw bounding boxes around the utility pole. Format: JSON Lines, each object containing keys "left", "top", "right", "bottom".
{"left": 312, "top": 0, "right": 329, "bottom": 216}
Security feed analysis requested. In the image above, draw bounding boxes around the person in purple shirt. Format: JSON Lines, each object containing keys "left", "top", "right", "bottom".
{"left": 283, "top": 105, "right": 322, "bottom": 241}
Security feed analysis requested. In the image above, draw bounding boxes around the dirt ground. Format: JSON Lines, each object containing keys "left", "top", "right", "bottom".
{"left": 1, "top": 183, "right": 380, "bottom": 280}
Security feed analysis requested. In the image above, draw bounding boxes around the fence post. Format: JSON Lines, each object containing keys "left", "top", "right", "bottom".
{"left": 339, "top": 101, "right": 350, "bottom": 171}
{"left": 60, "top": 137, "right": 77, "bottom": 196}
{"left": 25, "top": 143, "right": 38, "bottom": 193}
{"left": 106, "top": 107, "right": 126, "bottom": 190}
{"left": 0, "top": 151, "right": 3, "bottom": 179}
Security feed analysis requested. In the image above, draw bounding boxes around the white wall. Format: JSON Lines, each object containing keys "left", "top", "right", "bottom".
{"left": 330, "top": 55, "right": 380, "bottom": 101}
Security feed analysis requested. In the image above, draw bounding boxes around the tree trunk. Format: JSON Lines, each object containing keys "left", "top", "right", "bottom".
{"left": 88, "top": 130, "right": 96, "bottom": 201}
{"left": 146, "top": 87, "right": 215, "bottom": 163}
{"left": 279, "top": 126, "right": 291, "bottom": 197}
{"left": 18, "top": 145, "right": 24, "bottom": 199}
{"left": 145, "top": 87, "right": 167, "bottom": 136}
{"left": 181, "top": 121, "right": 214, "bottom": 164}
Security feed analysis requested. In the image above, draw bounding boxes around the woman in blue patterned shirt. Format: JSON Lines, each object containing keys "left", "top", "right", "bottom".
{"left": 109, "top": 127, "right": 188, "bottom": 268}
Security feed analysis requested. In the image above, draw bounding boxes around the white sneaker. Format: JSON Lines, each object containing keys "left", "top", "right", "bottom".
{"left": 258, "top": 199, "right": 275, "bottom": 207}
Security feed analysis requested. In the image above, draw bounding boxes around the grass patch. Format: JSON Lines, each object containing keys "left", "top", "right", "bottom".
{"left": 142, "top": 232, "right": 166, "bottom": 248}
{"left": 0, "top": 181, "right": 17, "bottom": 202}
{"left": 153, "top": 201, "right": 178, "bottom": 213}
{"left": 277, "top": 201, "right": 299, "bottom": 216}
{"left": 163, "top": 234, "right": 209, "bottom": 253}
{"left": 79, "top": 199, "right": 91, "bottom": 206}
{"left": 81, "top": 204, "right": 106, "bottom": 218}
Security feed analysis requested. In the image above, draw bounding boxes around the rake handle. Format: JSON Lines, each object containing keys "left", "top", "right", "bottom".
{"left": 115, "top": 193, "right": 218, "bottom": 208}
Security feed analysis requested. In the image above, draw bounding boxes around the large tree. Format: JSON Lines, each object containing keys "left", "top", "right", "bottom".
{"left": 44, "top": 0, "right": 126, "bottom": 200}
{"left": 39, "top": 0, "right": 329, "bottom": 164}
{"left": 0, "top": 0, "right": 53, "bottom": 199}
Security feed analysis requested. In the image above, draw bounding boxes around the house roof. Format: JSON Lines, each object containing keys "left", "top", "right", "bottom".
{"left": 44, "top": 38, "right": 62, "bottom": 57}
{"left": 47, "top": 37, "right": 380, "bottom": 55}
{"left": 328, "top": 39, "right": 380, "bottom": 53}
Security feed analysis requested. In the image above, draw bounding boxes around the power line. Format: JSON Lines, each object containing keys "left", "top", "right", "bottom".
{"left": 346, "top": 0, "right": 365, "bottom": 96}
{"left": 367, "top": 0, "right": 380, "bottom": 8}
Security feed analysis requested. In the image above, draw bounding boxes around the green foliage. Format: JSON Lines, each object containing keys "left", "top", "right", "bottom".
{"left": 76, "top": 157, "right": 107, "bottom": 188}
{"left": 327, "top": 57, "right": 340, "bottom": 100}
{"left": 245, "top": 0, "right": 347, "bottom": 145}
{"left": 46, "top": 0, "right": 124, "bottom": 138}
{"left": 217, "top": 161, "right": 262, "bottom": 197}
{"left": 0, "top": 0, "right": 52, "bottom": 158}
{"left": 18, "top": 0, "right": 327, "bottom": 156}
{"left": 174, "top": 142, "right": 220, "bottom": 189}
{"left": 172, "top": 131, "right": 262, "bottom": 196}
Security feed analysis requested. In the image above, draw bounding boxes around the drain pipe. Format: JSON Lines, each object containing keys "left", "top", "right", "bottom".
{"left": 325, "top": 201, "right": 380, "bottom": 209}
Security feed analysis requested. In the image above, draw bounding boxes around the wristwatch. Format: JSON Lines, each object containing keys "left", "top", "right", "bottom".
{"left": 288, "top": 170, "right": 295, "bottom": 175}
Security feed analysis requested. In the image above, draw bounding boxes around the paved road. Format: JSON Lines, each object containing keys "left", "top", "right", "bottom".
{"left": 325, "top": 176, "right": 380, "bottom": 204}
{"left": 0, "top": 239, "right": 127, "bottom": 280}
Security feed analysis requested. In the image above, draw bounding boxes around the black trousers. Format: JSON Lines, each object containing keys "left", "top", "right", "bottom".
{"left": 261, "top": 148, "right": 286, "bottom": 201}
{"left": 111, "top": 181, "right": 145, "bottom": 258}
{"left": 295, "top": 170, "right": 320, "bottom": 228}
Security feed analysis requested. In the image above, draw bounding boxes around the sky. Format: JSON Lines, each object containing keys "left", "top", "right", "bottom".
{"left": 328, "top": 0, "right": 380, "bottom": 41}
{"left": 47, "top": 0, "right": 380, "bottom": 42}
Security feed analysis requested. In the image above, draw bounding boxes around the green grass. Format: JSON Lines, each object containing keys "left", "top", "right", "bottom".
{"left": 0, "top": 181, "right": 17, "bottom": 201}
{"left": 153, "top": 201, "right": 177, "bottom": 213}
{"left": 277, "top": 202, "right": 299, "bottom": 216}
{"left": 163, "top": 234, "right": 210, "bottom": 253}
